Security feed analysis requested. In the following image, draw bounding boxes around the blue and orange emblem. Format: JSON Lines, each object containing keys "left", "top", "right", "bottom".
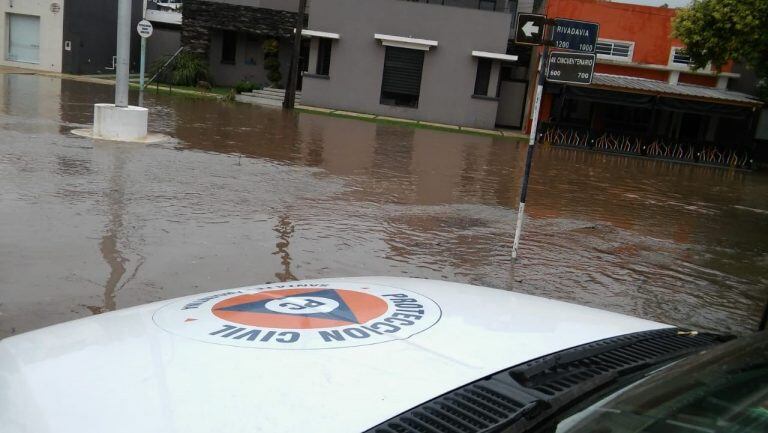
{"left": 212, "top": 288, "right": 389, "bottom": 329}
{"left": 153, "top": 282, "right": 441, "bottom": 349}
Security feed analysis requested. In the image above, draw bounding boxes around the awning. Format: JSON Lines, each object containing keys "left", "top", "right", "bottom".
{"left": 587, "top": 73, "right": 761, "bottom": 108}
{"left": 472, "top": 51, "right": 518, "bottom": 62}
{"left": 374, "top": 34, "right": 438, "bottom": 51}
{"left": 299, "top": 29, "right": 340, "bottom": 39}
{"left": 549, "top": 74, "right": 761, "bottom": 118}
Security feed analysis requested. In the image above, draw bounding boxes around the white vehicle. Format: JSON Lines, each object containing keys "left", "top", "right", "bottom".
{"left": 0, "top": 277, "right": 748, "bottom": 433}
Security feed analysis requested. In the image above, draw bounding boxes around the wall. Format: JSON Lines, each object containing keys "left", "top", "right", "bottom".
{"left": 181, "top": 0, "right": 296, "bottom": 56}
{"left": 301, "top": 0, "right": 513, "bottom": 129}
{"left": 62, "top": 0, "right": 143, "bottom": 74}
{"left": 0, "top": 0, "right": 64, "bottom": 72}
{"left": 208, "top": 31, "right": 293, "bottom": 87}
{"left": 201, "top": 0, "right": 300, "bottom": 12}
{"left": 546, "top": 0, "right": 732, "bottom": 73}
{"left": 146, "top": 26, "right": 181, "bottom": 67}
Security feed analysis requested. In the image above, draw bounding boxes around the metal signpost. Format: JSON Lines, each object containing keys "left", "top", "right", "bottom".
{"left": 511, "top": 14, "right": 599, "bottom": 260}
{"left": 137, "top": 9, "right": 153, "bottom": 107}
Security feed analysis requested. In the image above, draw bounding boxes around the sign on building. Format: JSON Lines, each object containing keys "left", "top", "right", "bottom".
{"left": 546, "top": 51, "right": 596, "bottom": 85}
{"left": 515, "top": 13, "right": 546, "bottom": 46}
{"left": 551, "top": 19, "right": 599, "bottom": 53}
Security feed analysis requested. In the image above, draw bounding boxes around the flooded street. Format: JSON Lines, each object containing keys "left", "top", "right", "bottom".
{"left": 1, "top": 73, "right": 767, "bottom": 338}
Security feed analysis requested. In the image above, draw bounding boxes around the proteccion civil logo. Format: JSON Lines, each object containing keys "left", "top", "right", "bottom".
{"left": 153, "top": 282, "right": 441, "bottom": 349}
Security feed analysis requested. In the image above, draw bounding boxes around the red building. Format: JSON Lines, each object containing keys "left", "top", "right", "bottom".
{"left": 533, "top": 0, "right": 763, "bottom": 168}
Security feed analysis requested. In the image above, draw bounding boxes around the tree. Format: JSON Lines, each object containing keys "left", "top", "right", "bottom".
{"left": 673, "top": 0, "right": 767, "bottom": 99}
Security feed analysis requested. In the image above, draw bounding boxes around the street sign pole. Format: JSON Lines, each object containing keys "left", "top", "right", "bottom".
{"left": 512, "top": 44, "right": 549, "bottom": 261}
{"left": 139, "top": 0, "right": 148, "bottom": 107}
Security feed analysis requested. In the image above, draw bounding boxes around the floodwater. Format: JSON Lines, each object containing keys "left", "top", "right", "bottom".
{"left": 1, "top": 73, "right": 767, "bottom": 338}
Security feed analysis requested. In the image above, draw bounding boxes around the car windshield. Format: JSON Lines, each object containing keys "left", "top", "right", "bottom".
{"left": 555, "top": 333, "right": 768, "bottom": 433}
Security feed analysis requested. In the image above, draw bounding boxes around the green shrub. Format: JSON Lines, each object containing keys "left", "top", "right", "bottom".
{"left": 148, "top": 50, "right": 210, "bottom": 87}
{"left": 235, "top": 80, "right": 255, "bottom": 93}
{"left": 262, "top": 39, "right": 280, "bottom": 56}
{"left": 262, "top": 38, "right": 282, "bottom": 87}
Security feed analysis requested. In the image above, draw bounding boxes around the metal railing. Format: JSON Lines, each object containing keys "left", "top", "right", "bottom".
{"left": 540, "top": 123, "right": 753, "bottom": 169}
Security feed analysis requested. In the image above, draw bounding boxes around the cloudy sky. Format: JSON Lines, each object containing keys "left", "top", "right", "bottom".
{"left": 615, "top": 0, "right": 692, "bottom": 7}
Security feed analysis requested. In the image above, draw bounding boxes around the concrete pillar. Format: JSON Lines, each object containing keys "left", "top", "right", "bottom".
{"left": 668, "top": 71, "right": 680, "bottom": 85}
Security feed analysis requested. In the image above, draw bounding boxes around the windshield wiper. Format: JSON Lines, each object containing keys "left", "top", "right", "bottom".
{"left": 364, "top": 328, "right": 729, "bottom": 433}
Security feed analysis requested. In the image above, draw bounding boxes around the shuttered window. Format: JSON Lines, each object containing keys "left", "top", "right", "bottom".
{"left": 671, "top": 47, "right": 692, "bottom": 65}
{"left": 380, "top": 47, "right": 424, "bottom": 108}
{"left": 595, "top": 39, "right": 633, "bottom": 62}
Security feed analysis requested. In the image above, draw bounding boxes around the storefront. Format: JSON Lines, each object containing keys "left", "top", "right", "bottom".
{"left": 540, "top": 74, "right": 763, "bottom": 168}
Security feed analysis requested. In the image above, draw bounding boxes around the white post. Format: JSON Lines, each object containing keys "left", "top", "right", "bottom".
{"left": 511, "top": 46, "right": 548, "bottom": 260}
{"left": 115, "top": 0, "right": 132, "bottom": 107}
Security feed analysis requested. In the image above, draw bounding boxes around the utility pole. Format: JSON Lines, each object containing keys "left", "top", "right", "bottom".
{"left": 115, "top": 0, "right": 132, "bottom": 107}
{"left": 511, "top": 44, "right": 549, "bottom": 261}
{"left": 283, "top": 0, "right": 307, "bottom": 109}
{"left": 138, "top": 0, "right": 148, "bottom": 107}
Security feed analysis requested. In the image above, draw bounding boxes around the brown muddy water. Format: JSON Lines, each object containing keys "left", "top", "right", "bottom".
{"left": 1, "top": 73, "right": 767, "bottom": 338}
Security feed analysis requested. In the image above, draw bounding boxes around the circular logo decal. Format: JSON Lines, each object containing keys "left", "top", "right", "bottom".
{"left": 153, "top": 282, "right": 441, "bottom": 349}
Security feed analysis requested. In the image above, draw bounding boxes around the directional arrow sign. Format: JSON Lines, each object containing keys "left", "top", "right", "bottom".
{"left": 546, "top": 51, "right": 596, "bottom": 85}
{"left": 551, "top": 18, "right": 599, "bottom": 53}
{"left": 515, "top": 13, "right": 546, "bottom": 46}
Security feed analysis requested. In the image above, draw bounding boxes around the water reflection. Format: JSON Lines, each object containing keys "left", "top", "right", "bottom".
{"left": 0, "top": 73, "right": 766, "bottom": 338}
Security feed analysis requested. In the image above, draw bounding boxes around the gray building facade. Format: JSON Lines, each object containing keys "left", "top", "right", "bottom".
{"left": 300, "top": 0, "right": 524, "bottom": 129}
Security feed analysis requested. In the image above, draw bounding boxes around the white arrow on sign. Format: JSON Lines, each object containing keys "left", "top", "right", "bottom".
{"left": 522, "top": 21, "right": 540, "bottom": 37}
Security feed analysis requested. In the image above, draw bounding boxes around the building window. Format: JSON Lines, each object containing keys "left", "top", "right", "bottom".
{"left": 7, "top": 13, "right": 41, "bottom": 64}
{"left": 478, "top": 0, "right": 497, "bottom": 10}
{"left": 670, "top": 47, "right": 693, "bottom": 66}
{"left": 380, "top": 47, "right": 424, "bottom": 108}
{"left": 221, "top": 30, "right": 237, "bottom": 64}
{"left": 474, "top": 58, "right": 492, "bottom": 96}
{"left": 595, "top": 39, "right": 634, "bottom": 62}
{"left": 316, "top": 38, "right": 332, "bottom": 76}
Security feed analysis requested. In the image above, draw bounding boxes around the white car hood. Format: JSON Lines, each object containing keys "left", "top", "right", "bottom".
{"left": 0, "top": 277, "right": 669, "bottom": 433}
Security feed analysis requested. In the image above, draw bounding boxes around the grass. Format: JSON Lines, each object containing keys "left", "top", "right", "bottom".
{"left": 129, "top": 81, "right": 233, "bottom": 99}
{"left": 295, "top": 106, "right": 527, "bottom": 140}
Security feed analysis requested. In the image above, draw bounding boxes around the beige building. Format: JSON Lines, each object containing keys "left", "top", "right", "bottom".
{"left": 1, "top": 0, "right": 65, "bottom": 72}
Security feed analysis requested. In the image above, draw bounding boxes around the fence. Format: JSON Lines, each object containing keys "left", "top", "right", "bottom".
{"left": 540, "top": 123, "right": 753, "bottom": 169}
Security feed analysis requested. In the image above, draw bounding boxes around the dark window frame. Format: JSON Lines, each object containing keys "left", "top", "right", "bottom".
{"left": 478, "top": 0, "right": 497, "bottom": 11}
{"left": 221, "top": 30, "right": 237, "bottom": 65}
{"left": 380, "top": 46, "right": 425, "bottom": 109}
{"left": 316, "top": 38, "right": 332, "bottom": 76}
{"left": 473, "top": 58, "right": 492, "bottom": 96}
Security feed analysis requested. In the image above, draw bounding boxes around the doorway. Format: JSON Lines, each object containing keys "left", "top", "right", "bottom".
{"left": 7, "top": 14, "right": 41, "bottom": 64}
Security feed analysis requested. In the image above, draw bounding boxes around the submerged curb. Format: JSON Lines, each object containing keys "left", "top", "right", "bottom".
{"left": 294, "top": 105, "right": 529, "bottom": 140}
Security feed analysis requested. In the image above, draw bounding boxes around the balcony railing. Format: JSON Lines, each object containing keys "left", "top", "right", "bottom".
{"left": 404, "top": 0, "right": 512, "bottom": 13}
